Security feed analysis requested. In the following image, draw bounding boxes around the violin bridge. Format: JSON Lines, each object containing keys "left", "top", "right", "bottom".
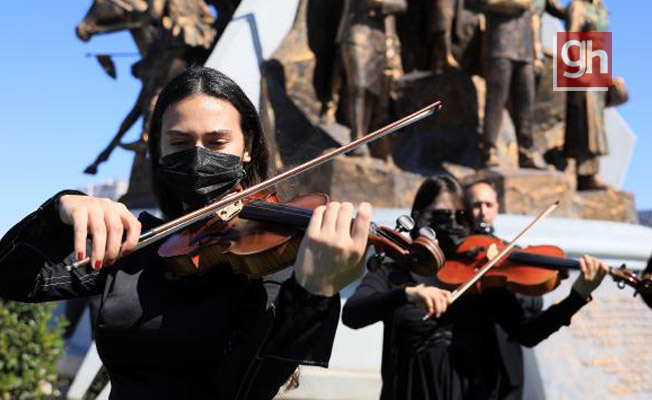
{"left": 215, "top": 200, "right": 244, "bottom": 221}
{"left": 486, "top": 243, "right": 499, "bottom": 261}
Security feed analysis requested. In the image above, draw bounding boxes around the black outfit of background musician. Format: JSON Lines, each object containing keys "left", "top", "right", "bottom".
{"left": 642, "top": 255, "right": 652, "bottom": 310}
{"left": 0, "top": 67, "right": 374, "bottom": 399}
{"left": 342, "top": 176, "right": 607, "bottom": 399}
{"left": 464, "top": 179, "right": 544, "bottom": 400}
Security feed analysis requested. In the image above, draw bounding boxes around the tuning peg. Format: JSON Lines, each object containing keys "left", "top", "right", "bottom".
{"left": 395, "top": 215, "right": 415, "bottom": 233}
{"left": 418, "top": 227, "right": 437, "bottom": 239}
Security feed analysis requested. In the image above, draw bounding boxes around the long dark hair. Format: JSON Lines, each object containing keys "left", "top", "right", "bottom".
{"left": 411, "top": 175, "right": 463, "bottom": 219}
{"left": 148, "top": 66, "right": 270, "bottom": 218}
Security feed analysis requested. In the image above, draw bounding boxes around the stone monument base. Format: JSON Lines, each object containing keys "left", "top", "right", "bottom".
{"left": 280, "top": 159, "right": 638, "bottom": 224}
{"left": 576, "top": 190, "right": 637, "bottom": 224}
{"left": 281, "top": 156, "right": 424, "bottom": 208}
{"left": 468, "top": 168, "right": 580, "bottom": 218}
{"left": 464, "top": 167, "right": 638, "bottom": 224}
{"left": 119, "top": 151, "right": 157, "bottom": 210}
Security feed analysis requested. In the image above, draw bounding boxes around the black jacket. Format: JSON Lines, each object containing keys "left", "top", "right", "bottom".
{"left": 643, "top": 255, "right": 652, "bottom": 309}
{"left": 493, "top": 294, "right": 544, "bottom": 399}
{"left": 342, "top": 262, "right": 588, "bottom": 400}
{"left": 0, "top": 191, "right": 341, "bottom": 399}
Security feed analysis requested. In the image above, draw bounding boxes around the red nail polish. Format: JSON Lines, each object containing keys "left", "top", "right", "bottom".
{"left": 107, "top": 259, "right": 115, "bottom": 266}
{"left": 95, "top": 260, "right": 102, "bottom": 270}
{"left": 77, "top": 252, "right": 84, "bottom": 261}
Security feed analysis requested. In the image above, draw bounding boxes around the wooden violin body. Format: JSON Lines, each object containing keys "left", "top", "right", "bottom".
{"left": 158, "top": 191, "right": 316, "bottom": 276}
{"left": 438, "top": 235, "right": 565, "bottom": 296}
{"left": 437, "top": 235, "right": 650, "bottom": 297}
{"left": 159, "top": 192, "right": 446, "bottom": 278}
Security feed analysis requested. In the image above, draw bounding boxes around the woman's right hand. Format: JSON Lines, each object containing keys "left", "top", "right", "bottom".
{"left": 405, "top": 284, "right": 453, "bottom": 318}
{"left": 58, "top": 195, "right": 142, "bottom": 269}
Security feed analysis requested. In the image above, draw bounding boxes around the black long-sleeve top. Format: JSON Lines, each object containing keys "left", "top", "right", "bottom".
{"left": 642, "top": 256, "right": 652, "bottom": 309}
{"left": 342, "top": 262, "right": 589, "bottom": 400}
{"left": 0, "top": 192, "right": 341, "bottom": 399}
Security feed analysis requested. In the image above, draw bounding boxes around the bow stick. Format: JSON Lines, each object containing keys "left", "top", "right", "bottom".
{"left": 423, "top": 200, "right": 559, "bottom": 320}
{"left": 67, "top": 101, "right": 443, "bottom": 270}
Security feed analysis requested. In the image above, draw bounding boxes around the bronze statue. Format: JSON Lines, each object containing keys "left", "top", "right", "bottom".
{"left": 428, "top": 0, "right": 460, "bottom": 73}
{"left": 479, "top": 0, "right": 547, "bottom": 170}
{"left": 563, "top": 0, "right": 628, "bottom": 190}
{"left": 329, "top": 0, "right": 407, "bottom": 157}
{"left": 532, "top": 0, "right": 565, "bottom": 75}
{"left": 77, "top": 0, "right": 223, "bottom": 174}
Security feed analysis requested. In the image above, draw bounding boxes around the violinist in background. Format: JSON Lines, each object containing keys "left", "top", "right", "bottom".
{"left": 0, "top": 66, "right": 373, "bottom": 399}
{"left": 464, "top": 179, "right": 545, "bottom": 400}
{"left": 464, "top": 179, "right": 499, "bottom": 236}
{"left": 343, "top": 175, "right": 609, "bottom": 400}
{"left": 642, "top": 255, "right": 652, "bottom": 309}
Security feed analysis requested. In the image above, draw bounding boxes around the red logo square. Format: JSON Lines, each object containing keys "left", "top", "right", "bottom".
{"left": 554, "top": 32, "right": 612, "bottom": 91}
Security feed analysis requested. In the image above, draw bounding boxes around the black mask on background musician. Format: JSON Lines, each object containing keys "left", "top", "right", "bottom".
{"left": 418, "top": 209, "right": 470, "bottom": 256}
{"left": 158, "top": 147, "right": 246, "bottom": 210}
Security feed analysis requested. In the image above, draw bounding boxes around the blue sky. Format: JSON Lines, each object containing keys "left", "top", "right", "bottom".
{"left": 0, "top": 1, "right": 650, "bottom": 233}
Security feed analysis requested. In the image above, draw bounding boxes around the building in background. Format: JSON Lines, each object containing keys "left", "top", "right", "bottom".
{"left": 638, "top": 210, "right": 652, "bottom": 227}
{"left": 77, "top": 179, "right": 129, "bottom": 201}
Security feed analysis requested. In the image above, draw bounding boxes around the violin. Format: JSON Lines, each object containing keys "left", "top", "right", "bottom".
{"left": 158, "top": 190, "right": 445, "bottom": 277}
{"left": 438, "top": 234, "right": 651, "bottom": 297}
{"left": 65, "top": 102, "right": 444, "bottom": 275}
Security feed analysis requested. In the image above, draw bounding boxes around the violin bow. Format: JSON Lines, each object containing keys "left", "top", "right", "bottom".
{"left": 67, "top": 101, "right": 443, "bottom": 270}
{"left": 449, "top": 200, "right": 560, "bottom": 303}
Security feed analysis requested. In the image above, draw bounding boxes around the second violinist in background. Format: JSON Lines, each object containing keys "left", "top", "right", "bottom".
{"left": 464, "top": 179, "right": 544, "bottom": 400}
{"left": 641, "top": 254, "right": 652, "bottom": 310}
{"left": 342, "top": 175, "right": 608, "bottom": 400}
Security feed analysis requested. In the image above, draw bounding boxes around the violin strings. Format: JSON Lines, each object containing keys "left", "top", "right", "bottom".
{"left": 241, "top": 202, "right": 314, "bottom": 226}
{"left": 245, "top": 202, "right": 314, "bottom": 217}
{"left": 245, "top": 203, "right": 314, "bottom": 219}
{"left": 243, "top": 202, "right": 404, "bottom": 245}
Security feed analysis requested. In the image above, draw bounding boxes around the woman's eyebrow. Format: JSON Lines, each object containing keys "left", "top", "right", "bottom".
{"left": 165, "top": 129, "right": 192, "bottom": 137}
{"left": 205, "top": 129, "right": 233, "bottom": 137}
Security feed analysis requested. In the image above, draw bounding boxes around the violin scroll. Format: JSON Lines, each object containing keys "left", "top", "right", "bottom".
{"left": 610, "top": 264, "right": 652, "bottom": 296}
{"left": 408, "top": 235, "right": 446, "bottom": 277}
{"left": 366, "top": 216, "right": 445, "bottom": 277}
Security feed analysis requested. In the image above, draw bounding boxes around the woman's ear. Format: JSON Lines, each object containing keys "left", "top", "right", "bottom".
{"left": 242, "top": 149, "right": 251, "bottom": 163}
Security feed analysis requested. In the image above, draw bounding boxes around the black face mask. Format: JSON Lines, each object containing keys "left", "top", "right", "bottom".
{"left": 431, "top": 219, "right": 470, "bottom": 256}
{"left": 158, "top": 147, "right": 246, "bottom": 210}
{"left": 413, "top": 209, "right": 470, "bottom": 256}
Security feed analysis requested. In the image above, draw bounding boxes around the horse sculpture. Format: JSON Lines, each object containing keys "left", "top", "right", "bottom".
{"left": 77, "top": 0, "right": 240, "bottom": 174}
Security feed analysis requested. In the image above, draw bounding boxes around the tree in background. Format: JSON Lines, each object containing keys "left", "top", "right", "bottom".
{"left": 0, "top": 299, "right": 66, "bottom": 399}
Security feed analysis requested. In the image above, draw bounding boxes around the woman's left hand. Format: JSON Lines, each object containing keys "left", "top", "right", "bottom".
{"left": 572, "top": 254, "right": 609, "bottom": 298}
{"left": 294, "top": 202, "right": 372, "bottom": 297}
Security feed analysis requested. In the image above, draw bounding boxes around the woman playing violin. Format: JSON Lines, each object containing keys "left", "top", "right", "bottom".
{"left": 342, "top": 175, "right": 608, "bottom": 400}
{"left": 0, "top": 66, "right": 373, "bottom": 399}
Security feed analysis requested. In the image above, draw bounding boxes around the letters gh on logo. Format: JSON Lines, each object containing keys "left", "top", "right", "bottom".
{"left": 560, "top": 40, "right": 608, "bottom": 78}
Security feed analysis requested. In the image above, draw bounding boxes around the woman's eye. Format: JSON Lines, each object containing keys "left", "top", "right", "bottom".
{"left": 208, "top": 141, "right": 226, "bottom": 148}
